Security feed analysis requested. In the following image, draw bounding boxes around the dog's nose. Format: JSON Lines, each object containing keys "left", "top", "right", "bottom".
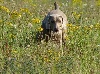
{"left": 54, "top": 28, "right": 58, "bottom": 32}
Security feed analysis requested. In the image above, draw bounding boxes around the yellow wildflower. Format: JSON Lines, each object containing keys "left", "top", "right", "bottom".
{"left": 73, "top": 12, "right": 77, "bottom": 15}
{"left": 20, "top": 8, "right": 31, "bottom": 14}
{"left": 89, "top": 25, "right": 93, "bottom": 29}
{"left": 77, "top": 14, "right": 81, "bottom": 17}
{"left": 38, "top": 27, "right": 43, "bottom": 31}
{"left": 20, "top": 8, "right": 28, "bottom": 12}
{"left": 7, "top": 22, "right": 13, "bottom": 26}
{"left": 48, "top": 49, "right": 52, "bottom": 53}
{"left": 84, "top": 26, "right": 87, "bottom": 30}
{"left": 95, "top": 23, "right": 100, "bottom": 29}
{"left": 0, "top": 6, "right": 10, "bottom": 13}
{"left": 32, "top": 18, "right": 40, "bottom": 24}
{"left": 67, "top": 23, "right": 72, "bottom": 27}
{"left": 53, "top": 56, "right": 59, "bottom": 61}
{"left": 48, "top": 49, "right": 53, "bottom": 55}
{"left": 9, "top": 34, "right": 12, "bottom": 38}
{"left": 0, "top": 20, "right": 3, "bottom": 23}
{"left": 10, "top": 11, "right": 21, "bottom": 19}
{"left": 65, "top": 36, "right": 69, "bottom": 40}
{"left": 18, "top": 14, "right": 21, "bottom": 18}
{"left": 9, "top": 23, "right": 13, "bottom": 26}
{"left": 74, "top": 25, "right": 79, "bottom": 29}
{"left": 73, "top": 0, "right": 82, "bottom": 4}
{"left": 33, "top": 4, "right": 36, "bottom": 7}
{"left": 73, "top": 12, "right": 81, "bottom": 20}
{"left": 96, "top": 0, "right": 100, "bottom": 6}
{"left": 12, "top": 50, "right": 18, "bottom": 53}
{"left": 17, "top": 63, "right": 21, "bottom": 67}
{"left": 9, "top": 34, "right": 16, "bottom": 38}
{"left": 77, "top": 14, "right": 81, "bottom": 19}
{"left": 44, "top": 56, "right": 51, "bottom": 63}
{"left": 12, "top": 49, "right": 18, "bottom": 54}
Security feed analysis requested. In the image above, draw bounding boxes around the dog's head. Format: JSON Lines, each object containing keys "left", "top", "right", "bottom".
{"left": 47, "top": 14, "right": 63, "bottom": 33}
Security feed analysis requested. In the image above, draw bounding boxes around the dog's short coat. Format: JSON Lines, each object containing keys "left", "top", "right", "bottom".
{"left": 36, "top": 2, "right": 68, "bottom": 46}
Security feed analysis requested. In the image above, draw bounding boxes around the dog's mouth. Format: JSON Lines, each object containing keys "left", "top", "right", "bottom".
{"left": 46, "top": 29, "right": 61, "bottom": 39}
{"left": 54, "top": 28, "right": 59, "bottom": 32}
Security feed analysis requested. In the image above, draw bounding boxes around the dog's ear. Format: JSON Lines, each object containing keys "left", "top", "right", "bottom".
{"left": 42, "top": 21, "right": 50, "bottom": 30}
{"left": 41, "top": 20, "right": 46, "bottom": 29}
{"left": 41, "top": 16, "right": 51, "bottom": 29}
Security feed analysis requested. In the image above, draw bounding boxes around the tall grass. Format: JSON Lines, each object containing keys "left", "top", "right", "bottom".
{"left": 0, "top": 0, "right": 100, "bottom": 74}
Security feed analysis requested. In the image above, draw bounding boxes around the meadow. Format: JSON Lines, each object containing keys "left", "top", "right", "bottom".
{"left": 0, "top": 0, "right": 100, "bottom": 74}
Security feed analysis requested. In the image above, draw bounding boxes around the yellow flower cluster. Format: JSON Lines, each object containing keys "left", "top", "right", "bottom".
{"left": 73, "top": 0, "right": 82, "bottom": 4}
{"left": 10, "top": 11, "right": 21, "bottom": 19}
{"left": 0, "top": 6, "right": 10, "bottom": 13}
{"left": 96, "top": 0, "right": 100, "bottom": 6}
{"left": 0, "top": 20, "right": 3, "bottom": 23}
{"left": 9, "top": 34, "right": 16, "bottom": 38}
{"left": 0, "top": 6, "right": 24, "bottom": 19}
{"left": 67, "top": 23, "right": 80, "bottom": 31}
{"left": 32, "top": 18, "right": 40, "bottom": 24}
{"left": 83, "top": 23, "right": 100, "bottom": 30}
{"left": 67, "top": 23, "right": 100, "bottom": 31}
{"left": 38, "top": 27, "right": 43, "bottom": 31}
{"left": 20, "top": 8, "right": 31, "bottom": 14}
{"left": 8, "top": 22, "right": 13, "bottom": 26}
{"left": 11, "top": 49, "right": 18, "bottom": 54}
{"left": 72, "top": 12, "right": 81, "bottom": 20}
{"left": 67, "top": 23, "right": 73, "bottom": 27}
{"left": 94, "top": 23, "right": 100, "bottom": 29}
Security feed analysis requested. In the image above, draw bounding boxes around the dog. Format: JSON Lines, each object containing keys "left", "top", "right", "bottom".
{"left": 36, "top": 2, "right": 68, "bottom": 46}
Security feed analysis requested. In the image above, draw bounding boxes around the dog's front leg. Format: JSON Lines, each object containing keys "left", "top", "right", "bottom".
{"left": 58, "top": 30, "right": 64, "bottom": 56}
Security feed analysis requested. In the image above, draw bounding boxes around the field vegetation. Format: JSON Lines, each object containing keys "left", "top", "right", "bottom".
{"left": 0, "top": 0, "right": 100, "bottom": 74}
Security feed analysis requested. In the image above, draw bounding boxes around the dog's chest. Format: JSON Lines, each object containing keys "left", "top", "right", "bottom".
{"left": 50, "top": 32, "right": 61, "bottom": 42}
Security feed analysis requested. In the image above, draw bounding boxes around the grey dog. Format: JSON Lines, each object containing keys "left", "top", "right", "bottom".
{"left": 36, "top": 2, "right": 68, "bottom": 46}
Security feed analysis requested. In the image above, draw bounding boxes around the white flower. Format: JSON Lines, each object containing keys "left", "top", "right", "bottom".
{"left": 83, "top": 3, "right": 87, "bottom": 7}
{"left": 97, "top": 45, "right": 100, "bottom": 47}
{"left": 28, "top": 23, "right": 33, "bottom": 28}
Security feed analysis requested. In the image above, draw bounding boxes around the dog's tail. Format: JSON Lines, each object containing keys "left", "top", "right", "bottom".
{"left": 54, "top": 2, "right": 59, "bottom": 10}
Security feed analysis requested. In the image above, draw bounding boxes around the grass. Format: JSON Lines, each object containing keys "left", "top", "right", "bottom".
{"left": 0, "top": 0, "right": 100, "bottom": 74}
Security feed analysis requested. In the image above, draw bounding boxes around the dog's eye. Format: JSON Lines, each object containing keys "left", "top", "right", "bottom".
{"left": 57, "top": 20, "right": 61, "bottom": 23}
